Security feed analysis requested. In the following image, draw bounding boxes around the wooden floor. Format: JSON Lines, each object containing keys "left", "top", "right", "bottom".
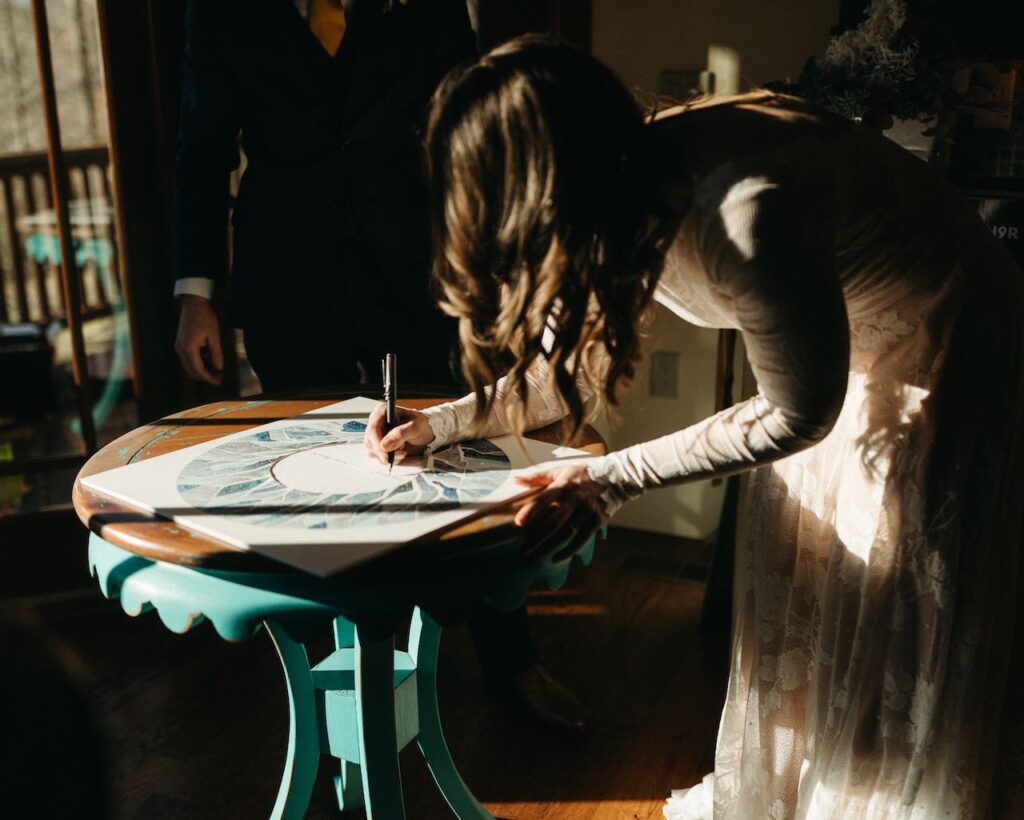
{"left": 10, "top": 527, "right": 730, "bottom": 820}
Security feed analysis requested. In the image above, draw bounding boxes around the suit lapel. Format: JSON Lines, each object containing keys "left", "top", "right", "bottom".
{"left": 263, "top": 0, "right": 393, "bottom": 126}
{"left": 330, "top": 0, "right": 378, "bottom": 121}
{"left": 332, "top": 0, "right": 419, "bottom": 126}
{"left": 276, "top": 0, "right": 334, "bottom": 73}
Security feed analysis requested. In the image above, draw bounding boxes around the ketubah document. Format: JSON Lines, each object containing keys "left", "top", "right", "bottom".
{"left": 82, "top": 397, "right": 592, "bottom": 576}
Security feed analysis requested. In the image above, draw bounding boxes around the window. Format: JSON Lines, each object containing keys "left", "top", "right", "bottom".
{"left": 0, "top": 0, "right": 137, "bottom": 516}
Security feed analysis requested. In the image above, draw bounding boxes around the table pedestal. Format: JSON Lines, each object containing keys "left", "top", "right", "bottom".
{"left": 267, "top": 612, "right": 489, "bottom": 820}
{"left": 89, "top": 534, "right": 500, "bottom": 819}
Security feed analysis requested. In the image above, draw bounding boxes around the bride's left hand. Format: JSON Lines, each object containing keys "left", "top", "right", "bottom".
{"left": 514, "top": 464, "right": 609, "bottom": 562}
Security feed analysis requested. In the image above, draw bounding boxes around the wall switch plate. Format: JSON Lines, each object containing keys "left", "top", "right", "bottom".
{"left": 649, "top": 350, "right": 680, "bottom": 398}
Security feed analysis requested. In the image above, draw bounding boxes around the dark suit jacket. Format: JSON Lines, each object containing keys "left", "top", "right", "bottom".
{"left": 172, "top": 0, "right": 475, "bottom": 352}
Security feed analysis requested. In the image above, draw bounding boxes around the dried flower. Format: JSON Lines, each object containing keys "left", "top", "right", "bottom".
{"left": 767, "top": 0, "right": 959, "bottom": 127}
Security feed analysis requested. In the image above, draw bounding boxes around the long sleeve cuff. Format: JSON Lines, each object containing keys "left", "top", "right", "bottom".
{"left": 421, "top": 401, "right": 471, "bottom": 451}
{"left": 174, "top": 277, "right": 216, "bottom": 300}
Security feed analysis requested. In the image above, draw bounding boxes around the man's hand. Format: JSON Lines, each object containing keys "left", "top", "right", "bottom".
{"left": 175, "top": 295, "right": 224, "bottom": 385}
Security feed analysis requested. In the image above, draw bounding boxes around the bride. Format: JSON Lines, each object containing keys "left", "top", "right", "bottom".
{"left": 363, "top": 37, "right": 1024, "bottom": 819}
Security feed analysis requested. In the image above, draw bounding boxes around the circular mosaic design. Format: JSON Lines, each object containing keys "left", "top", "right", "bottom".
{"left": 176, "top": 420, "right": 511, "bottom": 530}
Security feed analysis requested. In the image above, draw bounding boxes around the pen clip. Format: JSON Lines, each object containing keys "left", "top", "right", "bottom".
{"left": 382, "top": 354, "right": 397, "bottom": 432}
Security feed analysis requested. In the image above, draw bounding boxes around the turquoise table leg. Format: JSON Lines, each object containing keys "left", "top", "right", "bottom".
{"left": 333, "top": 616, "right": 355, "bottom": 649}
{"left": 355, "top": 626, "right": 407, "bottom": 820}
{"left": 336, "top": 759, "right": 364, "bottom": 812}
{"left": 410, "top": 610, "right": 494, "bottom": 820}
{"left": 265, "top": 622, "right": 320, "bottom": 820}
{"left": 331, "top": 616, "right": 365, "bottom": 811}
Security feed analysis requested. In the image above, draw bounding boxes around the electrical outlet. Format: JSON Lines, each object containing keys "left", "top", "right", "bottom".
{"left": 649, "top": 350, "right": 679, "bottom": 398}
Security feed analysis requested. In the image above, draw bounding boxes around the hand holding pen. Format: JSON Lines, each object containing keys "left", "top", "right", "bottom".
{"left": 363, "top": 390, "right": 436, "bottom": 469}
{"left": 364, "top": 405, "right": 435, "bottom": 466}
{"left": 366, "top": 353, "right": 439, "bottom": 467}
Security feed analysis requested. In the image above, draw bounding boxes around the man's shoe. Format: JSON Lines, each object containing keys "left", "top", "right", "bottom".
{"left": 508, "top": 664, "right": 588, "bottom": 735}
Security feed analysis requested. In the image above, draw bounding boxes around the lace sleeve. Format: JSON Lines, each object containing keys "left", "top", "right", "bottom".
{"left": 586, "top": 171, "right": 849, "bottom": 516}
{"left": 422, "top": 355, "right": 585, "bottom": 449}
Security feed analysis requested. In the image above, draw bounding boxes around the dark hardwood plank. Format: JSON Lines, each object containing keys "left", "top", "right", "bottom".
{"left": 8, "top": 527, "right": 728, "bottom": 819}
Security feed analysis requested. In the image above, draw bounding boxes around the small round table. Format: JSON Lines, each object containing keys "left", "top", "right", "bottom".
{"left": 73, "top": 389, "right": 605, "bottom": 820}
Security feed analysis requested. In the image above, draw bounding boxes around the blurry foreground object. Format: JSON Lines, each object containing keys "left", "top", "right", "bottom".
{"left": 0, "top": 608, "right": 109, "bottom": 820}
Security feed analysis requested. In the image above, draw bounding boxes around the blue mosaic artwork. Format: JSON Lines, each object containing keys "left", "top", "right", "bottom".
{"left": 176, "top": 420, "right": 511, "bottom": 530}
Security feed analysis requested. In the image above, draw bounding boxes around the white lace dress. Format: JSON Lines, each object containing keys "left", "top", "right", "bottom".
{"left": 422, "top": 93, "right": 1024, "bottom": 819}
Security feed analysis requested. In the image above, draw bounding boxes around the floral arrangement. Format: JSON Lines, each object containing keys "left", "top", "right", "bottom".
{"left": 774, "top": 0, "right": 958, "bottom": 129}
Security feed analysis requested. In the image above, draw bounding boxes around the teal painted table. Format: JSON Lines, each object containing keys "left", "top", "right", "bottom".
{"left": 73, "top": 392, "right": 604, "bottom": 819}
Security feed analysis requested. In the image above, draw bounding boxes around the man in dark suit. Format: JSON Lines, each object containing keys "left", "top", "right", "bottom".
{"left": 171, "top": 0, "right": 585, "bottom": 733}
{"left": 173, "top": 0, "right": 465, "bottom": 387}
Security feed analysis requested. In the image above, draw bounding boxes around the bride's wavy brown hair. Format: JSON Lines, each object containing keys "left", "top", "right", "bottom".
{"left": 426, "top": 36, "right": 681, "bottom": 441}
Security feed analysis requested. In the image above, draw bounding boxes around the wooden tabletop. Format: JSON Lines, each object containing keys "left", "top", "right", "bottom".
{"left": 73, "top": 390, "right": 606, "bottom": 571}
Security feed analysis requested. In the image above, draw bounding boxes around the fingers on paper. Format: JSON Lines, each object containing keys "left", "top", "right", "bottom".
{"left": 364, "top": 404, "right": 390, "bottom": 462}
{"left": 516, "top": 471, "right": 606, "bottom": 561}
{"left": 517, "top": 481, "right": 569, "bottom": 536}
{"left": 514, "top": 485, "right": 550, "bottom": 528}
{"left": 521, "top": 492, "right": 574, "bottom": 557}
{"left": 515, "top": 470, "right": 555, "bottom": 488}
{"left": 513, "top": 471, "right": 566, "bottom": 526}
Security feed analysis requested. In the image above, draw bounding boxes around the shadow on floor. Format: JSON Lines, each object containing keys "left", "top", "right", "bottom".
{"left": 7, "top": 527, "right": 729, "bottom": 820}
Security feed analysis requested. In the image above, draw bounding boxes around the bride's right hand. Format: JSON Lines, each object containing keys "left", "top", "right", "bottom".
{"left": 364, "top": 403, "right": 436, "bottom": 466}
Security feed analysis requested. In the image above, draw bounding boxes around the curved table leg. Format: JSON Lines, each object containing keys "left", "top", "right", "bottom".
{"left": 355, "top": 626, "right": 407, "bottom": 820}
{"left": 264, "top": 621, "right": 320, "bottom": 820}
{"left": 410, "top": 609, "right": 494, "bottom": 819}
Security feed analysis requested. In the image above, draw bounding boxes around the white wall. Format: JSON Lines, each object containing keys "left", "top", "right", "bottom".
{"left": 590, "top": 0, "right": 839, "bottom": 539}
{"left": 592, "top": 307, "right": 728, "bottom": 539}
{"left": 592, "top": 0, "right": 840, "bottom": 94}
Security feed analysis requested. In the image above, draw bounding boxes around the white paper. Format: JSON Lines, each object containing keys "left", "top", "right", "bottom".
{"left": 82, "top": 396, "right": 591, "bottom": 576}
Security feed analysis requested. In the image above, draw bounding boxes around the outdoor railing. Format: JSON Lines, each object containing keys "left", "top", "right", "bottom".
{"left": 0, "top": 144, "right": 117, "bottom": 326}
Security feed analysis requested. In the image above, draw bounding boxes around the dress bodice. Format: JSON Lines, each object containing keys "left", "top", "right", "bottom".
{"left": 652, "top": 92, "right": 975, "bottom": 362}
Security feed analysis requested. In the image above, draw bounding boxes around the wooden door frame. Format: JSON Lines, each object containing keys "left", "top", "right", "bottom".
{"left": 95, "top": 0, "right": 235, "bottom": 423}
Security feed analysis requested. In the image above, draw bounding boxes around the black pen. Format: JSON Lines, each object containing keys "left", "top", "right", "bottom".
{"left": 382, "top": 353, "right": 397, "bottom": 475}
